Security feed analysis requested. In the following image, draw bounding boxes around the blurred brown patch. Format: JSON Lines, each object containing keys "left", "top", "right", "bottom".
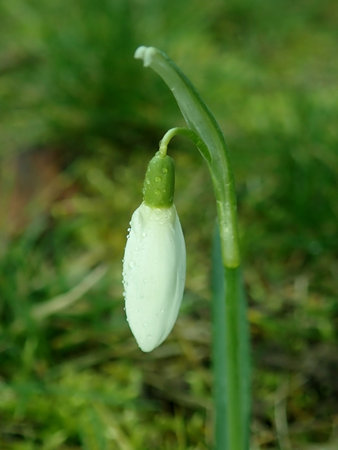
{"left": 7, "top": 148, "right": 75, "bottom": 234}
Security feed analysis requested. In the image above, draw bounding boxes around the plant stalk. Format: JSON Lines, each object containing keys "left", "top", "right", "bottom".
{"left": 135, "top": 46, "right": 250, "bottom": 450}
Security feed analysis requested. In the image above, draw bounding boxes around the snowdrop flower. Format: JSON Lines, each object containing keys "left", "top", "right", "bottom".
{"left": 123, "top": 151, "right": 186, "bottom": 352}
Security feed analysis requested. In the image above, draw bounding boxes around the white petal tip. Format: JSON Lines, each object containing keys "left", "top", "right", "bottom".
{"left": 128, "top": 320, "right": 164, "bottom": 352}
{"left": 138, "top": 341, "right": 158, "bottom": 353}
{"left": 134, "top": 46, "right": 157, "bottom": 67}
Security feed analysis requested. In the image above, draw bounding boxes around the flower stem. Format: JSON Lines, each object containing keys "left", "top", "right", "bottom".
{"left": 135, "top": 46, "right": 240, "bottom": 269}
{"left": 159, "top": 127, "right": 208, "bottom": 157}
{"left": 135, "top": 46, "right": 250, "bottom": 450}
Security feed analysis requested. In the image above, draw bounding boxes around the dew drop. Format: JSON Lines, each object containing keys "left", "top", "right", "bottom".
{"left": 162, "top": 168, "right": 168, "bottom": 174}
{"left": 155, "top": 176, "right": 161, "bottom": 183}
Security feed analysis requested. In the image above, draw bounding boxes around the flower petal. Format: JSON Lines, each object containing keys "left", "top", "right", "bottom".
{"left": 123, "top": 202, "right": 186, "bottom": 352}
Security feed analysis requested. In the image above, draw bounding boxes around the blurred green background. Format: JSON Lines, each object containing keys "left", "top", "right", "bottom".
{"left": 0, "top": 0, "right": 337, "bottom": 448}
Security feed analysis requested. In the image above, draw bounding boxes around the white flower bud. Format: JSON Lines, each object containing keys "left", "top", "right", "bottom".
{"left": 123, "top": 202, "right": 186, "bottom": 352}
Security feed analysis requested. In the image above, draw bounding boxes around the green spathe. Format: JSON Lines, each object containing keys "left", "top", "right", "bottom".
{"left": 143, "top": 152, "right": 175, "bottom": 208}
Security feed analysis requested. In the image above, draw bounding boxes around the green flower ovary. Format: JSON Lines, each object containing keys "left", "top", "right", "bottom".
{"left": 143, "top": 152, "right": 175, "bottom": 208}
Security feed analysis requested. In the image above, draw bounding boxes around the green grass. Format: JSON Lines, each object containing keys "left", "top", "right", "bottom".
{"left": 0, "top": 0, "right": 337, "bottom": 448}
